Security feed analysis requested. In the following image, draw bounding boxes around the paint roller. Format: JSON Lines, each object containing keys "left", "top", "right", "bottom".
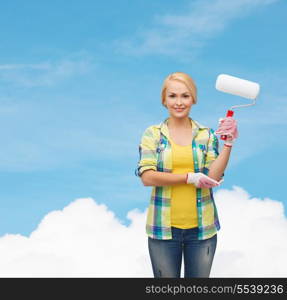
{"left": 215, "top": 74, "right": 260, "bottom": 140}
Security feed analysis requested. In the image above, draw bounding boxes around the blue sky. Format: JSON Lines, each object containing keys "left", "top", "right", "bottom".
{"left": 0, "top": 0, "right": 286, "bottom": 237}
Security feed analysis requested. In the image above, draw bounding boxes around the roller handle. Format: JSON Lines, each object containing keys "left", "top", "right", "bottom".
{"left": 220, "top": 110, "right": 234, "bottom": 141}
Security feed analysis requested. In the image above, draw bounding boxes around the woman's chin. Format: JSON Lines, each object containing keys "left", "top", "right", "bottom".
{"left": 170, "top": 111, "right": 190, "bottom": 118}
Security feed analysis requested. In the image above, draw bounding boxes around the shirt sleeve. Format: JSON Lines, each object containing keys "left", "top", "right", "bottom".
{"left": 203, "top": 128, "right": 223, "bottom": 176}
{"left": 135, "top": 126, "right": 157, "bottom": 177}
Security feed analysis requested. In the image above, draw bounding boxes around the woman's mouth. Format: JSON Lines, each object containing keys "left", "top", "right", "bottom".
{"left": 174, "top": 108, "right": 185, "bottom": 112}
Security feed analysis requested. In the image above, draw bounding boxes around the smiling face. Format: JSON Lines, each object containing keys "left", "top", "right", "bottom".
{"left": 163, "top": 80, "right": 194, "bottom": 119}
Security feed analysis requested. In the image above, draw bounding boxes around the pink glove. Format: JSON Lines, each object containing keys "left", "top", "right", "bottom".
{"left": 215, "top": 117, "right": 238, "bottom": 144}
{"left": 186, "top": 172, "right": 223, "bottom": 188}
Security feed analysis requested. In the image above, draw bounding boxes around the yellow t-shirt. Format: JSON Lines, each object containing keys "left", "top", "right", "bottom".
{"left": 170, "top": 138, "right": 198, "bottom": 229}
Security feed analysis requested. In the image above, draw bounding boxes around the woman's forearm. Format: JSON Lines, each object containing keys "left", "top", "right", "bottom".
{"left": 141, "top": 170, "right": 186, "bottom": 186}
{"left": 141, "top": 144, "right": 232, "bottom": 186}
{"left": 208, "top": 145, "right": 232, "bottom": 181}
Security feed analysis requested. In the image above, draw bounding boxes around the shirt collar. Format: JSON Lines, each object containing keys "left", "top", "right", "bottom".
{"left": 156, "top": 117, "right": 208, "bottom": 140}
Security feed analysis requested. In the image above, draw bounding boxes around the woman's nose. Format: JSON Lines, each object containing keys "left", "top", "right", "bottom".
{"left": 175, "top": 97, "right": 183, "bottom": 105}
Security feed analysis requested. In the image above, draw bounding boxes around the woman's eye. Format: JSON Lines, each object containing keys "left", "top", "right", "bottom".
{"left": 168, "top": 94, "right": 189, "bottom": 98}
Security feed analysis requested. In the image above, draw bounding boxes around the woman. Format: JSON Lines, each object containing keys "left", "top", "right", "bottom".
{"left": 135, "top": 72, "right": 238, "bottom": 278}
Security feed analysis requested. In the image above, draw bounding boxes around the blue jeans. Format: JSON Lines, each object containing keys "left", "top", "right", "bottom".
{"left": 148, "top": 227, "right": 217, "bottom": 278}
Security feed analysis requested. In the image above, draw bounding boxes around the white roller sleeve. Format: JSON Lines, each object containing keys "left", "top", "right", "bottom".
{"left": 215, "top": 74, "right": 260, "bottom": 100}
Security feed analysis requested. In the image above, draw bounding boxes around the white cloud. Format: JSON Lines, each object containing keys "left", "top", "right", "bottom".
{"left": 0, "top": 54, "right": 94, "bottom": 87}
{"left": 0, "top": 198, "right": 150, "bottom": 277}
{"left": 213, "top": 186, "right": 287, "bottom": 277}
{"left": 0, "top": 186, "right": 286, "bottom": 277}
{"left": 114, "top": 0, "right": 279, "bottom": 59}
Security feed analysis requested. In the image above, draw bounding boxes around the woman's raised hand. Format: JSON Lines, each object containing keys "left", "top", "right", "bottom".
{"left": 215, "top": 117, "right": 238, "bottom": 145}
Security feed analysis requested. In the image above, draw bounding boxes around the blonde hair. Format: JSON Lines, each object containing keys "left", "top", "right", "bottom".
{"left": 161, "top": 72, "right": 197, "bottom": 107}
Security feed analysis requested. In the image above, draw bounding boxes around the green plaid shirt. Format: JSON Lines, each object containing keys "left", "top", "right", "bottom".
{"left": 135, "top": 117, "right": 222, "bottom": 240}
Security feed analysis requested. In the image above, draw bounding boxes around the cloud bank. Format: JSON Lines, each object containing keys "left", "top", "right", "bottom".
{"left": 114, "top": 0, "right": 279, "bottom": 59}
{"left": 0, "top": 185, "right": 286, "bottom": 277}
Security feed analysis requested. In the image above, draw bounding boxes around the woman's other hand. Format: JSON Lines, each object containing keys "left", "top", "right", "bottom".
{"left": 186, "top": 172, "right": 222, "bottom": 188}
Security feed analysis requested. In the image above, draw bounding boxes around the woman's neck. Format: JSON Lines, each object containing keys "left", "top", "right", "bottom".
{"left": 167, "top": 116, "right": 192, "bottom": 130}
